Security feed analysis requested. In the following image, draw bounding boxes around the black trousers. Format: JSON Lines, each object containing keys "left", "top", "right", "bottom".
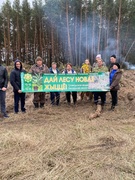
{"left": 0, "top": 90, "right": 6, "bottom": 115}
{"left": 93, "top": 92, "right": 106, "bottom": 105}
{"left": 66, "top": 92, "right": 77, "bottom": 104}
{"left": 110, "top": 90, "right": 118, "bottom": 106}
{"left": 14, "top": 92, "right": 26, "bottom": 113}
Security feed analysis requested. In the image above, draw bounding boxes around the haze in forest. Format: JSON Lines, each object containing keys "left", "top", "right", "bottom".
{"left": 0, "top": 0, "right": 135, "bottom": 67}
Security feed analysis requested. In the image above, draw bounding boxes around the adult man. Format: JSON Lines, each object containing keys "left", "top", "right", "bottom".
{"left": 0, "top": 64, "right": 9, "bottom": 118}
{"left": 29, "top": 56, "right": 49, "bottom": 108}
{"left": 92, "top": 59, "right": 108, "bottom": 106}
{"left": 10, "top": 59, "right": 26, "bottom": 114}
{"left": 49, "top": 62, "right": 60, "bottom": 105}
{"left": 109, "top": 54, "right": 117, "bottom": 71}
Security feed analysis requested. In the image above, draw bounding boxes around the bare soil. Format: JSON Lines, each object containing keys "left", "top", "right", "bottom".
{"left": 0, "top": 70, "right": 135, "bottom": 180}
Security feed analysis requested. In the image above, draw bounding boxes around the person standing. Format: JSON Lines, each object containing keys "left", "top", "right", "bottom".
{"left": 80, "top": 59, "right": 92, "bottom": 100}
{"left": 80, "top": 59, "right": 91, "bottom": 73}
{"left": 92, "top": 54, "right": 106, "bottom": 69}
{"left": 110, "top": 63, "right": 122, "bottom": 110}
{"left": 0, "top": 64, "right": 9, "bottom": 118}
{"left": 63, "top": 63, "right": 77, "bottom": 105}
{"left": 109, "top": 54, "right": 117, "bottom": 71}
{"left": 10, "top": 59, "right": 26, "bottom": 114}
{"left": 29, "top": 56, "right": 49, "bottom": 108}
{"left": 49, "top": 62, "right": 60, "bottom": 105}
{"left": 92, "top": 59, "right": 108, "bottom": 106}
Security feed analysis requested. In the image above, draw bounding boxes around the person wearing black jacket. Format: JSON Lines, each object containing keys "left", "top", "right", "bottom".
{"left": 109, "top": 54, "right": 117, "bottom": 71}
{"left": 10, "top": 59, "right": 26, "bottom": 113}
{"left": 0, "top": 64, "right": 9, "bottom": 118}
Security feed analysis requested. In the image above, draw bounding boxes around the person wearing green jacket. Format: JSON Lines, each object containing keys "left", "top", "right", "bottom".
{"left": 92, "top": 59, "right": 108, "bottom": 106}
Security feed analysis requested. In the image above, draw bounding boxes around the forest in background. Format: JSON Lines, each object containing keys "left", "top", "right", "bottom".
{"left": 0, "top": 0, "right": 135, "bottom": 67}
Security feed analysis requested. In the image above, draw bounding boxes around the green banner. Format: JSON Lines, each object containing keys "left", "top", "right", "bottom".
{"left": 21, "top": 72, "right": 110, "bottom": 92}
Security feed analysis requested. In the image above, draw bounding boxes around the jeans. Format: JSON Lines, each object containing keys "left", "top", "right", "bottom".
{"left": 50, "top": 92, "right": 60, "bottom": 105}
{"left": 0, "top": 90, "right": 6, "bottom": 115}
{"left": 14, "top": 92, "right": 26, "bottom": 113}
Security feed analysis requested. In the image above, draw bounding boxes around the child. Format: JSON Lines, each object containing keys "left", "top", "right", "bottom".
{"left": 110, "top": 63, "right": 122, "bottom": 110}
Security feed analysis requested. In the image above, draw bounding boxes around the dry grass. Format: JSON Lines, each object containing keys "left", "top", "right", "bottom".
{"left": 0, "top": 70, "right": 135, "bottom": 180}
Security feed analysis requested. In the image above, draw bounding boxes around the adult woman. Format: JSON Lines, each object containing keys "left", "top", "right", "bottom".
{"left": 10, "top": 59, "right": 26, "bottom": 113}
{"left": 80, "top": 59, "right": 92, "bottom": 100}
{"left": 110, "top": 63, "right": 122, "bottom": 110}
{"left": 49, "top": 62, "right": 60, "bottom": 105}
{"left": 63, "top": 63, "right": 77, "bottom": 105}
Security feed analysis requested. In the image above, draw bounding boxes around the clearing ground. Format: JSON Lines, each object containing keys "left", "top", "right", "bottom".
{"left": 0, "top": 70, "right": 135, "bottom": 180}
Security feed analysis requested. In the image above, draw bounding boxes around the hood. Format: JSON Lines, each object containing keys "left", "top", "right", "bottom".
{"left": 14, "top": 59, "right": 22, "bottom": 70}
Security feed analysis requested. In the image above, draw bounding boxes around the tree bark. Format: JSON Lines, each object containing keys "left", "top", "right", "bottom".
{"left": 117, "top": 0, "right": 122, "bottom": 57}
{"left": 66, "top": 1, "right": 73, "bottom": 63}
{"left": 79, "top": 3, "right": 82, "bottom": 66}
{"left": 97, "top": 8, "right": 102, "bottom": 54}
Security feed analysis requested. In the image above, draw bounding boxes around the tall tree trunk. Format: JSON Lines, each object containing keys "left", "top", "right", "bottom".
{"left": 66, "top": 1, "right": 73, "bottom": 63}
{"left": 34, "top": 20, "right": 37, "bottom": 62}
{"left": 79, "top": 4, "right": 82, "bottom": 66}
{"left": 122, "top": 22, "right": 129, "bottom": 56}
{"left": 39, "top": 19, "right": 42, "bottom": 57}
{"left": 97, "top": 8, "right": 102, "bottom": 54}
{"left": 42, "top": 21, "right": 46, "bottom": 60}
{"left": 17, "top": 15, "right": 21, "bottom": 58}
{"left": 25, "top": 20, "right": 28, "bottom": 63}
{"left": 85, "top": 2, "right": 88, "bottom": 58}
{"left": 91, "top": 11, "right": 96, "bottom": 64}
{"left": 74, "top": 14, "right": 77, "bottom": 65}
{"left": 7, "top": 15, "right": 10, "bottom": 65}
{"left": 117, "top": 0, "right": 122, "bottom": 57}
{"left": 51, "top": 23, "right": 54, "bottom": 63}
{"left": 3, "top": 23, "right": 7, "bottom": 58}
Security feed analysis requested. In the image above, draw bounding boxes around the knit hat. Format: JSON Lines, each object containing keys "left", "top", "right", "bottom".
{"left": 113, "top": 63, "right": 120, "bottom": 69}
{"left": 111, "top": 54, "right": 116, "bottom": 59}
{"left": 96, "top": 54, "right": 101, "bottom": 59}
{"left": 36, "top": 56, "right": 43, "bottom": 61}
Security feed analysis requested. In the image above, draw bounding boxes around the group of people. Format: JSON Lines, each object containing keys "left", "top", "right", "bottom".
{"left": 0, "top": 54, "right": 122, "bottom": 118}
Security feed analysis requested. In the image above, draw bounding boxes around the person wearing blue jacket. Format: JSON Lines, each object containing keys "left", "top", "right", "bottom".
{"left": 10, "top": 59, "right": 26, "bottom": 113}
{"left": 110, "top": 63, "right": 122, "bottom": 110}
{"left": 49, "top": 62, "right": 60, "bottom": 105}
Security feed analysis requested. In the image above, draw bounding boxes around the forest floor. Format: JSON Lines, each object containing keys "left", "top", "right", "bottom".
{"left": 0, "top": 70, "right": 135, "bottom": 180}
